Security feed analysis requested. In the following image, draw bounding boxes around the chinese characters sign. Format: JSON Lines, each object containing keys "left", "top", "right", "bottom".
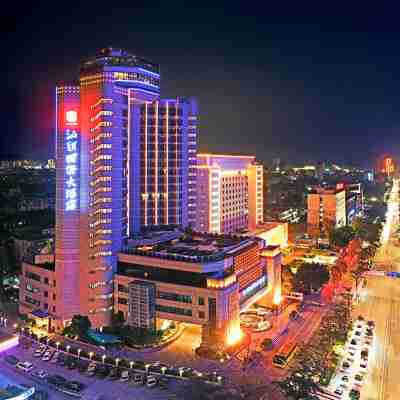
{"left": 64, "top": 109, "right": 79, "bottom": 211}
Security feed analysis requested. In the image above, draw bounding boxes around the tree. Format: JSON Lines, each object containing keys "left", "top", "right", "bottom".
{"left": 293, "top": 263, "right": 330, "bottom": 294}
{"left": 261, "top": 338, "right": 273, "bottom": 351}
{"left": 329, "top": 226, "right": 356, "bottom": 248}
{"left": 111, "top": 311, "right": 125, "bottom": 329}
{"left": 281, "top": 265, "right": 295, "bottom": 294}
{"left": 69, "top": 315, "right": 91, "bottom": 338}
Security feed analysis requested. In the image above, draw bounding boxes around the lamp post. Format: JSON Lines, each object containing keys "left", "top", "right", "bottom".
{"left": 115, "top": 358, "right": 120, "bottom": 367}
{"left": 89, "top": 351, "right": 94, "bottom": 360}
{"left": 102, "top": 355, "right": 106, "bottom": 364}
{"left": 129, "top": 361, "right": 134, "bottom": 369}
{"left": 56, "top": 341, "right": 60, "bottom": 351}
{"left": 66, "top": 345, "right": 71, "bottom": 353}
{"left": 145, "top": 364, "right": 150, "bottom": 373}
{"left": 77, "top": 348, "right": 81, "bottom": 359}
{"left": 161, "top": 366, "right": 166, "bottom": 375}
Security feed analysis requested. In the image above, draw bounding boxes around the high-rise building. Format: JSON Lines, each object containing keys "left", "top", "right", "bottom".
{"left": 195, "top": 154, "right": 263, "bottom": 234}
{"left": 19, "top": 48, "right": 198, "bottom": 329}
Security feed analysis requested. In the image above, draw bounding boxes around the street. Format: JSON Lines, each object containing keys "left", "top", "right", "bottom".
{"left": 354, "top": 178, "right": 400, "bottom": 400}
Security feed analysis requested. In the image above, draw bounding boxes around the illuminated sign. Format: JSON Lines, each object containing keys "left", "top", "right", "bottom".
{"left": 64, "top": 110, "right": 79, "bottom": 211}
{"left": 66, "top": 110, "right": 78, "bottom": 124}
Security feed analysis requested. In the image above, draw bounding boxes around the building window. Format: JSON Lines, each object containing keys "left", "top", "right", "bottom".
{"left": 198, "top": 311, "right": 205, "bottom": 319}
{"left": 44, "top": 303, "right": 48, "bottom": 309}
{"left": 155, "top": 304, "right": 192, "bottom": 316}
{"left": 157, "top": 291, "right": 192, "bottom": 304}
{"left": 118, "top": 297, "right": 128, "bottom": 305}
{"left": 44, "top": 278, "right": 49, "bottom": 285}
{"left": 44, "top": 291, "right": 48, "bottom": 298}
{"left": 25, "top": 271, "right": 41, "bottom": 282}
{"left": 52, "top": 306, "right": 56, "bottom": 313}
{"left": 118, "top": 284, "right": 128, "bottom": 293}
{"left": 52, "top": 294, "right": 56, "bottom": 301}
{"left": 198, "top": 297, "right": 205, "bottom": 306}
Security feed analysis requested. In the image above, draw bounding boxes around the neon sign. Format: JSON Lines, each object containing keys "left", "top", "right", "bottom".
{"left": 64, "top": 110, "right": 79, "bottom": 211}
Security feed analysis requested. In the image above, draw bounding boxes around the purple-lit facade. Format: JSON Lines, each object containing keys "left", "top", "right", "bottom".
{"left": 19, "top": 48, "right": 198, "bottom": 329}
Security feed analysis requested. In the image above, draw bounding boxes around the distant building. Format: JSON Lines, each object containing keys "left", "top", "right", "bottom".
{"left": 195, "top": 154, "right": 263, "bottom": 234}
{"left": 307, "top": 185, "right": 346, "bottom": 237}
{"left": 249, "top": 221, "right": 288, "bottom": 248}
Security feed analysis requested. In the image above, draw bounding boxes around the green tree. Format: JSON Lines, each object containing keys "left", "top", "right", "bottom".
{"left": 329, "top": 226, "right": 356, "bottom": 248}
{"left": 69, "top": 315, "right": 91, "bottom": 338}
{"left": 293, "top": 263, "right": 330, "bottom": 294}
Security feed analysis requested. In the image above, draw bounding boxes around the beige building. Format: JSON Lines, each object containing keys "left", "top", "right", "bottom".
{"left": 307, "top": 186, "right": 346, "bottom": 237}
{"left": 196, "top": 154, "right": 263, "bottom": 234}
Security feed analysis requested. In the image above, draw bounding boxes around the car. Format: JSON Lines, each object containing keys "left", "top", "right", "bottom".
{"left": 133, "top": 374, "right": 144, "bottom": 385}
{"left": 87, "top": 362, "right": 97, "bottom": 376}
{"left": 16, "top": 361, "right": 34, "bottom": 372}
{"left": 32, "top": 370, "right": 48, "bottom": 379}
{"left": 34, "top": 346, "right": 46, "bottom": 357}
{"left": 47, "top": 375, "right": 67, "bottom": 387}
{"left": 350, "top": 339, "right": 358, "bottom": 346}
{"left": 65, "top": 381, "right": 85, "bottom": 393}
{"left": 146, "top": 375, "right": 157, "bottom": 388}
{"left": 5, "top": 355, "right": 19, "bottom": 365}
{"left": 342, "top": 362, "right": 351, "bottom": 369}
{"left": 346, "top": 357, "right": 355, "bottom": 364}
{"left": 366, "top": 329, "right": 374, "bottom": 337}
{"left": 334, "top": 388, "right": 344, "bottom": 396}
{"left": 120, "top": 370, "right": 130, "bottom": 382}
{"left": 67, "top": 360, "right": 78, "bottom": 370}
{"left": 355, "top": 330, "right": 362, "bottom": 336}
{"left": 360, "top": 362, "right": 368, "bottom": 369}
{"left": 78, "top": 361, "right": 89, "bottom": 373}
{"left": 348, "top": 350, "right": 355, "bottom": 357}
{"left": 341, "top": 375, "right": 350, "bottom": 382}
{"left": 349, "top": 388, "right": 360, "bottom": 399}
{"left": 367, "top": 320, "right": 375, "bottom": 327}
{"left": 354, "top": 374, "right": 363, "bottom": 382}
{"left": 108, "top": 368, "right": 120, "bottom": 380}
{"left": 361, "top": 349, "right": 369, "bottom": 359}
{"left": 95, "top": 365, "right": 109, "bottom": 378}
{"left": 340, "top": 383, "right": 349, "bottom": 390}
{"left": 42, "top": 350, "right": 54, "bottom": 361}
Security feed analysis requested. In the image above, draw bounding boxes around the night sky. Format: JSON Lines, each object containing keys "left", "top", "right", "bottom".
{"left": 3, "top": 3, "right": 400, "bottom": 166}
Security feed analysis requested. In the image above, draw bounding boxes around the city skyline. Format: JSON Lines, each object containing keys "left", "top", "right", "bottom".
{"left": 4, "top": 4, "right": 400, "bottom": 167}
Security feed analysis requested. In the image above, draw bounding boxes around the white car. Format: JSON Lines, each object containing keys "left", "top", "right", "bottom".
{"left": 32, "top": 370, "right": 47, "bottom": 379}
{"left": 42, "top": 350, "right": 54, "bottom": 361}
{"left": 16, "top": 361, "right": 34, "bottom": 372}
{"left": 34, "top": 346, "right": 46, "bottom": 357}
{"left": 146, "top": 375, "right": 157, "bottom": 388}
{"left": 120, "top": 370, "right": 129, "bottom": 382}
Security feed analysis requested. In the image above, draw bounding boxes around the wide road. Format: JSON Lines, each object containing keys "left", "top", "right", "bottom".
{"left": 356, "top": 178, "right": 400, "bottom": 400}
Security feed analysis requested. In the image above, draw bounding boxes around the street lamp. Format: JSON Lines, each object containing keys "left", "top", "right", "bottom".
{"left": 77, "top": 348, "right": 81, "bottom": 359}
{"left": 66, "top": 345, "right": 71, "bottom": 353}
{"left": 161, "top": 366, "right": 166, "bottom": 374}
{"left": 56, "top": 341, "right": 60, "bottom": 351}
{"left": 46, "top": 338, "right": 50, "bottom": 345}
{"left": 129, "top": 361, "right": 134, "bottom": 369}
{"left": 89, "top": 351, "right": 94, "bottom": 360}
{"left": 145, "top": 364, "right": 150, "bottom": 373}
{"left": 115, "top": 358, "right": 120, "bottom": 367}
{"left": 178, "top": 367, "right": 183, "bottom": 377}
{"left": 102, "top": 355, "right": 106, "bottom": 364}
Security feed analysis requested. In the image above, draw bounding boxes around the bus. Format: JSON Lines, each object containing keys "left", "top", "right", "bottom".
{"left": 272, "top": 341, "right": 298, "bottom": 368}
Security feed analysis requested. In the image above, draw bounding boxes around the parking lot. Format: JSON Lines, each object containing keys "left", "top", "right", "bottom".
{"left": 0, "top": 340, "right": 196, "bottom": 400}
{"left": 328, "top": 316, "right": 375, "bottom": 399}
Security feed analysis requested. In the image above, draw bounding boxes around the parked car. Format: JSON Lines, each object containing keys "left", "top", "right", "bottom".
{"left": 47, "top": 375, "right": 67, "bottom": 387}
{"left": 341, "top": 375, "right": 350, "bottom": 382}
{"left": 87, "top": 362, "right": 97, "bottom": 376}
{"left": 5, "top": 355, "right": 19, "bottom": 365}
{"left": 146, "top": 375, "right": 157, "bottom": 388}
{"left": 334, "top": 388, "right": 343, "bottom": 396}
{"left": 108, "top": 368, "right": 120, "bottom": 380}
{"left": 120, "top": 370, "right": 130, "bottom": 382}
{"left": 34, "top": 346, "right": 46, "bottom": 357}
{"left": 16, "top": 361, "right": 34, "bottom": 372}
{"left": 133, "top": 374, "right": 144, "bottom": 385}
{"left": 42, "top": 350, "right": 54, "bottom": 362}
{"left": 32, "top": 370, "right": 48, "bottom": 379}
{"left": 349, "top": 388, "right": 361, "bottom": 399}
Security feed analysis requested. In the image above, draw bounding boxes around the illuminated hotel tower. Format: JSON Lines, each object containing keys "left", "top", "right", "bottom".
{"left": 53, "top": 48, "right": 198, "bottom": 327}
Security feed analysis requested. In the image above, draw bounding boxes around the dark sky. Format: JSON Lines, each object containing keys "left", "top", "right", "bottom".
{"left": 3, "top": 2, "right": 400, "bottom": 166}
